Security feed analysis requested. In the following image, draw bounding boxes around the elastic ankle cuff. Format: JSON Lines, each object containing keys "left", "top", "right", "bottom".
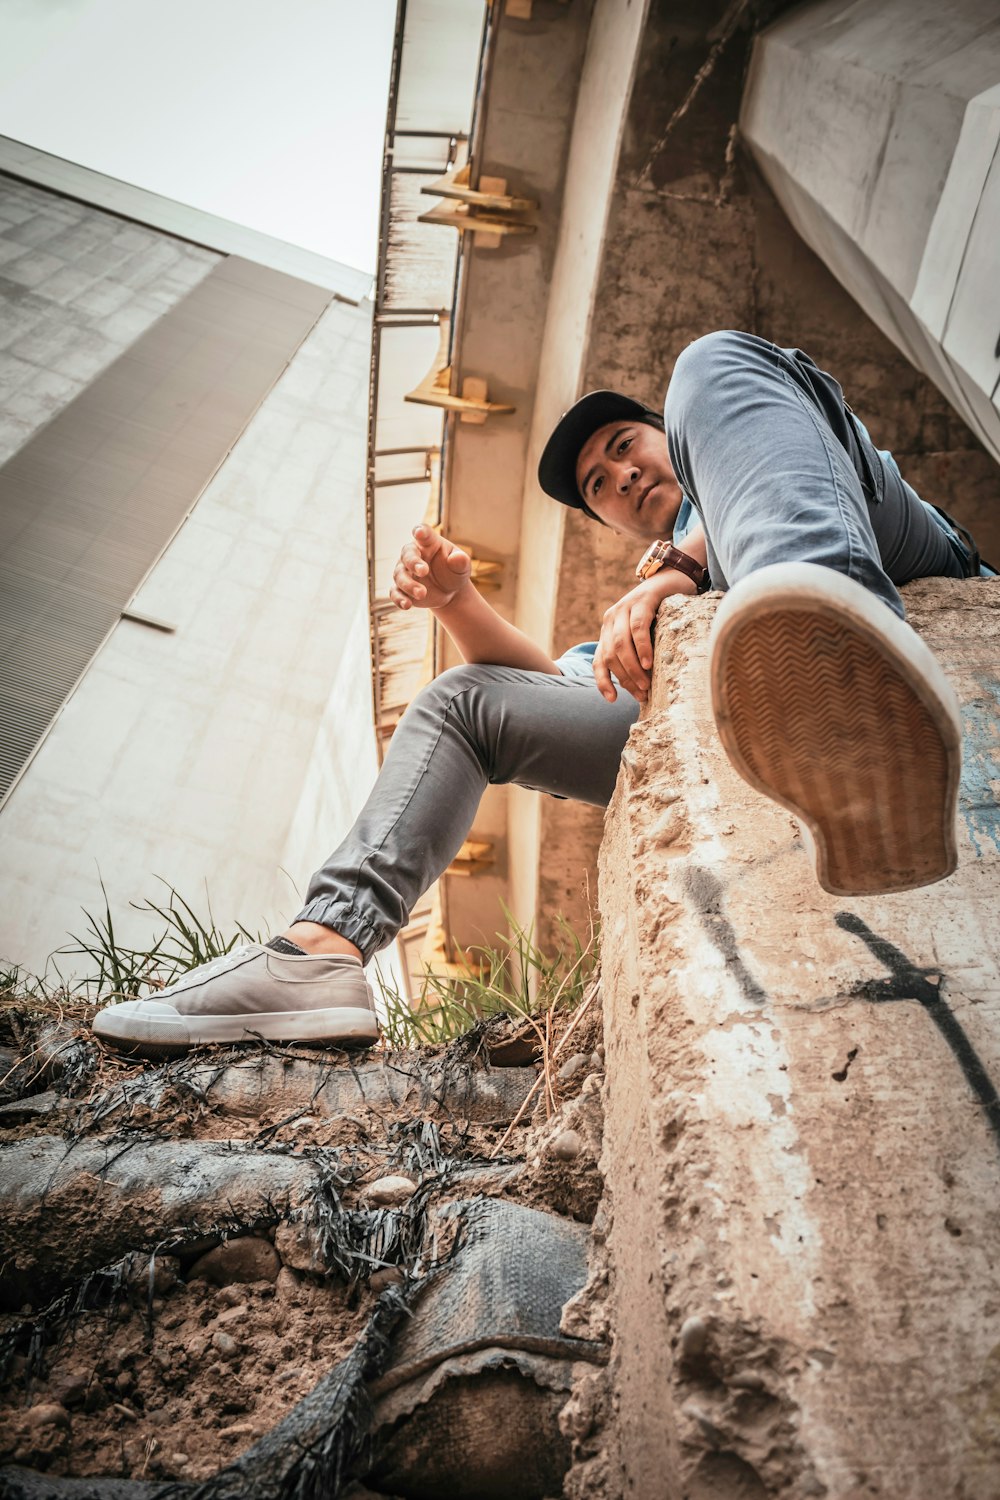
{"left": 291, "top": 901, "right": 384, "bottom": 964}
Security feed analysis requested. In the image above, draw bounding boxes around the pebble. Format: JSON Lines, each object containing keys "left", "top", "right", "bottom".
{"left": 212, "top": 1331, "right": 240, "bottom": 1360}
{"left": 557, "top": 1052, "right": 589, "bottom": 1083}
{"left": 730, "top": 1368, "right": 766, "bottom": 1391}
{"left": 188, "top": 1236, "right": 280, "bottom": 1287}
{"left": 123, "top": 1251, "right": 181, "bottom": 1295}
{"left": 365, "top": 1175, "right": 417, "bottom": 1208}
{"left": 218, "top": 1285, "right": 248, "bottom": 1307}
{"left": 274, "top": 1219, "right": 323, "bottom": 1273}
{"left": 275, "top": 1266, "right": 301, "bottom": 1301}
{"left": 679, "top": 1315, "right": 709, "bottom": 1361}
{"left": 25, "top": 1403, "right": 70, "bottom": 1431}
{"left": 216, "top": 1303, "right": 250, "bottom": 1326}
{"left": 369, "top": 1266, "right": 405, "bottom": 1293}
{"left": 549, "top": 1129, "right": 584, "bottom": 1162}
{"left": 48, "top": 1368, "right": 90, "bottom": 1409}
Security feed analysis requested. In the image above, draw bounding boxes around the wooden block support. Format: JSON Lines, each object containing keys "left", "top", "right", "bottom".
{"left": 404, "top": 330, "right": 515, "bottom": 423}
{"left": 446, "top": 839, "right": 495, "bottom": 876}
{"left": 420, "top": 162, "right": 537, "bottom": 215}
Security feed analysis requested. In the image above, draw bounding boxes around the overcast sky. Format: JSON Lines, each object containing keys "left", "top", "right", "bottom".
{"left": 0, "top": 0, "right": 396, "bottom": 272}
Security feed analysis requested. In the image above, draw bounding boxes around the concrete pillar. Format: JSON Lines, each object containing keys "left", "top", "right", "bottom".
{"left": 598, "top": 578, "right": 1000, "bottom": 1497}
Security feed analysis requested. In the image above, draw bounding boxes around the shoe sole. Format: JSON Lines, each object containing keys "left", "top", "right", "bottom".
{"left": 93, "top": 1003, "right": 380, "bottom": 1058}
{"left": 709, "top": 564, "right": 962, "bottom": 896}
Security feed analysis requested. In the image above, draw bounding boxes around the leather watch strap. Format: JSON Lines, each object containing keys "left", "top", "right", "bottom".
{"left": 635, "top": 540, "right": 708, "bottom": 587}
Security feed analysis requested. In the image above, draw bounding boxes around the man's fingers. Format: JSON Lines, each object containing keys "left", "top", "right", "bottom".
{"left": 610, "top": 624, "right": 648, "bottom": 698}
{"left": 629, "top": 602, "right": 655, "bottom": 671}
{"left": 412, "top": 524, "right": 442, "bottom": 562}
{"left": 401, "top": 540, "right": 430, "bottom": 577}
{"left": 445, "top": 545, "right": 471, "bottom": 574}
{"left": 392, "top": 558, "right": 425, "bottom": 602}
{"left": 592, "top": 649, "right": 617, "bottom": 702}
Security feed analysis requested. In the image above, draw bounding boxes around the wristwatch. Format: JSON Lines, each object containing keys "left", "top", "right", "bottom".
{"left": 635, "top": 540, "right": 708, "bottom": 589}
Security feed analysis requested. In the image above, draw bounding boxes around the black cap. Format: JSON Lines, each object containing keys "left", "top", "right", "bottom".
{"left": 537, "top": 390, "right": 658, "bottom": 510}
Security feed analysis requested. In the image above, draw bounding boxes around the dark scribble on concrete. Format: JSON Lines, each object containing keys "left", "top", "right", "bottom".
{"left": 684, "top": 866, "right": 767, "bottom": 1008}
{"left": 836, "top": 911, "right": 1000, "bottom": 1151}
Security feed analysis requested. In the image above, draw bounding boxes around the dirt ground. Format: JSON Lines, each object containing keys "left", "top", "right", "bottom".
{"left": 0, "top": 993, "right": 607, "bottom": 1495}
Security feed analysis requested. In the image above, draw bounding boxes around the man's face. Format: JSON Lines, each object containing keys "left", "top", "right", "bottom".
{"left": 574, "top": 419, "right": 682, "bottom": 542}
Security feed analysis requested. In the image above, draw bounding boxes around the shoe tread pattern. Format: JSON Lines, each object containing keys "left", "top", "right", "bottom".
{"left": 715, "top": 606, "right": 956, "bottom": 894}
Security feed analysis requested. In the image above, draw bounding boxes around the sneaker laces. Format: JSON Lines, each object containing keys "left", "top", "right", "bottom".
{"left": 155, "top": 943, "right": 258, "bottom": 998}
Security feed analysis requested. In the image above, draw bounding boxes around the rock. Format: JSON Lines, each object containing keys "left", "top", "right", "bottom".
{"left": 25, "top": 1403, "right": 70, "bottom": 1431}
{"left": 0, "top": 1089, "right": 63, "bottom": 1123}
{"left": 275, "top": 1218, "right": 325, "bottom": 1273}
{"left": 188, "top": 1236, "right": 280, "bottom": 1287}
{"left": 275, "top": 1265, "right": 301, "bottom": 1300}
{"left": 369, "top": 1266, "right": 405, "bottom": 1293}
{"left": 48, "top": 1367, "right": 90, "bottom": 1409}
{"left": 557, "top": 1052, "right": 589, "bottom": 1083}
{"left": 48, "top": 1366, "right": 109, "bottom": 1412}
{"left": 678, "top": 1315, "right": 709, "bottom": 1363}
{"left": 218, "top": 1422, "right": 255, "bottom": 1440}
{"left": 550, "top": 1129, "right": 584, "bottom": 1161}
{"left": 365, "top": 1175, "right": 417, "bottom": 1208}
{"left": 216, "top": 1303, "right": 250, "bottom": 1326}
{"left": 590, "top": 1051, "right": 604, "bottom": 1071}
{"left": 123, "top": 1250, "right": 181, "bottom": 1296}
{"left": 212, "top": 1330, "right": 240, "bottom": 1360}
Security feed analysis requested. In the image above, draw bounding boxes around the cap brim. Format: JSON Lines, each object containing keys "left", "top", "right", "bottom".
{"left": 537, "top": 390, "right": 654, "bottom": 509}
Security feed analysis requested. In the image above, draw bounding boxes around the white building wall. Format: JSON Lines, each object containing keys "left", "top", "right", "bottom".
{"left": 0, "top": 295, "right": 377, "bottom": 981}
{"left": 0, "top": 174, "right": 218, "bottom": 463}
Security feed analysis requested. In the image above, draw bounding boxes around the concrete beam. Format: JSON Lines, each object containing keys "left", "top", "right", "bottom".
{"left": 741, "top": 0, "right": 1000, "bottom": 465}
{"left": 508, "top": 0, "right": 650, "bottom": 937}
{"left": 597, "top": 578, "right": 1000, "bottom": 1496}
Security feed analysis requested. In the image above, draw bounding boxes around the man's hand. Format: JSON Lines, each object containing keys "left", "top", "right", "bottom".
{"left": 593, "top": 571, "right": 697, "bottom": 703}
{"left": 390, "top": 525, "right": 472, "bottom": 612}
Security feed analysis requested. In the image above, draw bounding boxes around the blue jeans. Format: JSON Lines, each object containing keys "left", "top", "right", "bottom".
{"left": 296, "top": 331, "right": 976, "bottom": 958}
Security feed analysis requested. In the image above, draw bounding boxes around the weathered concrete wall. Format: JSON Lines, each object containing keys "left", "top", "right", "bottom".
{"left": 536, "top": 0, "right": 1000, "bottom": 956}
{"left": 592, "top": 578, "right": 1000, "bottom": 1498}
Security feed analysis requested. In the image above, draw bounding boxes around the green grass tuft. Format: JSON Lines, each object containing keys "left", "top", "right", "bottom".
{"left": 377, "top": 907, "right": 598, "bottom": 1048}
{"left": 60, "top": 878, "right": 262, "bottom": 1001}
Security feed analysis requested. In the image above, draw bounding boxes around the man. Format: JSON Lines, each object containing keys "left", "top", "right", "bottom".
{"left": 93, "top": 331, "right": 984, "bottom": 1055}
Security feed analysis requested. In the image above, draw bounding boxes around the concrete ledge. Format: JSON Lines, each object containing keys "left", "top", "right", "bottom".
{"left": 598, "top": 578, "right": 1000, "bottom": 1497}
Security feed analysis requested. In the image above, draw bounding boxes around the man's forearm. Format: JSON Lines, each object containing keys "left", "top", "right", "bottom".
{"left": 433, "top": 586, "right": 561, "bottom": 674}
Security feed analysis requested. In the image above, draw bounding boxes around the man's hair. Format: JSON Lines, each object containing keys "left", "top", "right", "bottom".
{"left": 580, "top": 410, "right": 666, "bottom": 525}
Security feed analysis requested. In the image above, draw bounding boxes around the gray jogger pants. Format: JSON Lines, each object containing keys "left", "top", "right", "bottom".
{"left": 294, "top": 666, "right": 639, "bottom": 961}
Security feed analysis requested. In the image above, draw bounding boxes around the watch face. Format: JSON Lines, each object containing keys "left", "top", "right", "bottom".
{"left": 636, "top": 540, "right": 665, "bottom": 580}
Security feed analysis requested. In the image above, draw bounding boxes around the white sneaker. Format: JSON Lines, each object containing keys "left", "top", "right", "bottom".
{"left": 92, "top": 942, "right": 380, "bottom": 1056}
{"left": 709, "top": 563, "right": 962, "bottom": 896}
